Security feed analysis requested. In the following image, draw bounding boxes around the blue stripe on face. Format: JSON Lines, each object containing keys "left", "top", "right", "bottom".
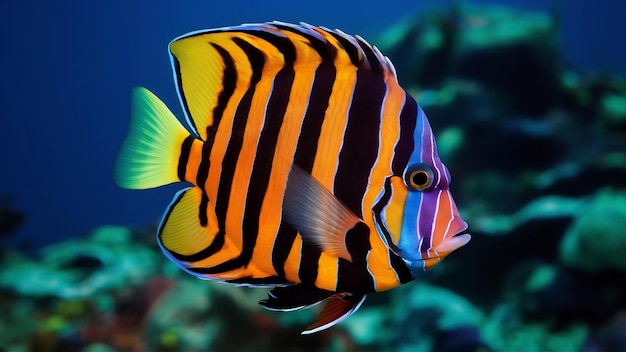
{"left": 398, "top": 190, "right": 429, "bottom": 278}
{"left": 398, "top": 190, "right": 423, "bottom": 262}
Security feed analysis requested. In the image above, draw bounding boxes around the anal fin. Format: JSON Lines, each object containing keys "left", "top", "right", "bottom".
{"left": 259, "top": 284, "right": 334, "bottom": 312}
{"left": 157, "top": 186, "right": 220, "bottom": 278}
{"left": 302, "top": 293, "right": 366, "bottom": 335}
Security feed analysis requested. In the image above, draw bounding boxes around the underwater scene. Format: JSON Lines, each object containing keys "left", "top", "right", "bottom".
{"left": 2, "top": 1, "right": 626, "bottom": 351}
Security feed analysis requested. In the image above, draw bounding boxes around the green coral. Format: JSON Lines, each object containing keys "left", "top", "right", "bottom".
{"left": 559, "top": 188, "right": 626, "bottom": 272}
{"left": 459, "top": 4, "right": 554, "bottom": 48}
{"left": 601, "top": 93, "right": 626, "bottom": 125}
{"left": 483, "top": 305, "right": 587, "bottom": 351}
{"left": 0, "top": 226, "right": 159, "bottom": 299}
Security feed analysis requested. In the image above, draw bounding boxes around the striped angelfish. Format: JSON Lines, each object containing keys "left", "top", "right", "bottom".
{"left": 115, "top": 21, "right": 470, "bottom": 334}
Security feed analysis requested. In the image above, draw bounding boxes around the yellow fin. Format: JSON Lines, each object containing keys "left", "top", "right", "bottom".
{"left": 169, "top": 28, "right": 281, "bottom": 140}
{"left": 114, "top": 87, "right": 190, "bottom": 190}
{"left": 158, "top": 186, "right": 218, "bottom": 258}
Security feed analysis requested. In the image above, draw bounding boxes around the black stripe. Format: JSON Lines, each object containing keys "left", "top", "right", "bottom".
{"left": 389, "top": 252, "right": 413, "bottom": 284}
{"left": 298, "top": 244, "right": 322, "bottom": 286}
{"left": 197, "top": 143, "right": 212, "bottom": 227}
{"left": 172, "top": 37, "right": 265, "bottom": 263}
{"left": 372, "top": 177, "right": 401, "bottom": 255}
{"left": 194, "top": 44, "right": 237, "bottom": 226}
{"left": 328, "top": 32, "right": 360, "bottom": 66}
{"left": 355, "top": 37, "right": 384, "bottom": 75}
{"left": 241, "top": 29, "right": 297, "bottom": 64}
{"left": 210, "top": 43, "right": 237, "bottom": 138}
{"left": 272, "top": 23, "right": 336, "bottom": 61}
{"left": 391, "top": 95, "right": 417, "bottom": 175}
{"left": 197, "top": 35, "right": 296, "bottom": 275}
{"left": 336, "top": 222, "right": 375, "bottom": 293}
{"left": 177, "top": 135, "right": 194, "bottom": 181}
{"left": 226, "top": 275, "right": 289, "bottom": 286}
{"left": 334, "top": 70, "right": 387, "bottom": 217}
{"left": 271, "top": 226, "right": 298, "bottom": 278}
{"left": 292, "top": 62, "right": 336, "bottom": 171}
{"left": 171, "top": 58, "right": 197, "bottom": 133}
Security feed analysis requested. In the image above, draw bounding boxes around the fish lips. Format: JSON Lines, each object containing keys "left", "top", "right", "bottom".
{"left": 423, "top": 217, "right": 470, "bottom": 269}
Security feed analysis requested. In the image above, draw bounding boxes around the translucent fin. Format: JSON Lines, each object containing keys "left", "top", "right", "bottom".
{"left": 302, "top": 294, "right": 366, "bottom": 335}
{"left": 115, "top": 87, "right": 190, "bottom": 189}
{"left": 282, "top": 166, "right": 359, "bottom": 262}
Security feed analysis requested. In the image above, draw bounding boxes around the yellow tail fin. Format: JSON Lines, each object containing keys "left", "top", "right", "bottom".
{"left": 114, "top": 87, "right": 190, "bottom": 189}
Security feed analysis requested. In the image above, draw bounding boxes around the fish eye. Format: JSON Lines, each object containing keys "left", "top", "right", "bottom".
{"left": 404, "top": 163, "right": 434, "bottom": 191}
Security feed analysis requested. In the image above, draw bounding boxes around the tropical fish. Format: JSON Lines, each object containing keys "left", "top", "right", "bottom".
{"left": 115, "top": 21, "right": 470, "bottom": 334}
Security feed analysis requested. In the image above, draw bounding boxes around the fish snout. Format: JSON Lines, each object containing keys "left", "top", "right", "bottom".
{"left": 423, "top": 191, "right": 470, "bottom": 269}
{"left": 434, "top": 217, "right": 470, "bottom": 254}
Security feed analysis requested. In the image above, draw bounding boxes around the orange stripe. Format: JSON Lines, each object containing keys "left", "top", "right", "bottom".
{"left": 315, "top": 253, "right": 338, "bottom": 291}
{"left": 364, "top": 80, "right": 407, "bottom": 292}
{"left": 184, "top": 139, "right": 204, "bottom": 185}
{"left": 284, "top": 236, "right": 303, "bottom": 283}
{"left": 430, "top": 190, "right": 454, "bottom": 253}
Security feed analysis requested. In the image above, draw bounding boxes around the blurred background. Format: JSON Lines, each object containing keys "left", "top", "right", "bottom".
{"left": 1, "top": 1, "right": 625, "bottom": 351}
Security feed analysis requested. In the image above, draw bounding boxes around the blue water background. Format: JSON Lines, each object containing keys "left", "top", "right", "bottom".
{"left": 1, "top": 0, "right": 625, "bottom": 249}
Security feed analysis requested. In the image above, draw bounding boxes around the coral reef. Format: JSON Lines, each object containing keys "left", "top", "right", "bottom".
{"left": 559, "top": 189, "right": 626, "bottom": 272}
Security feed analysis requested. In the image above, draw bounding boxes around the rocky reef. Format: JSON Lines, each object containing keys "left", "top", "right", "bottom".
{"left": 2, "top": 4, "right": 625, "bottom": 351}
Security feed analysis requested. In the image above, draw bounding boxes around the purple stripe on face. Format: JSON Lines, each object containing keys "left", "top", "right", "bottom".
{"left": 417, "top": 190, "right": 439, "bottom": 254}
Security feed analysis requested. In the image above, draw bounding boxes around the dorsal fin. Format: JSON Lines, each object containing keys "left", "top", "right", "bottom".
{"left": 169, "top": 22, "right": 398, "bottom": 141}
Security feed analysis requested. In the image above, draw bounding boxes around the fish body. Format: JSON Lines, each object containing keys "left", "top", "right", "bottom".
{"left": 115, "top": 22, "right": 470, "bottom": 334}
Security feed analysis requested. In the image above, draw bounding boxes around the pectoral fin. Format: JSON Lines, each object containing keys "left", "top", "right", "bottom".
{"left": 282, "top": 165, "right": 360, "bottom": 261}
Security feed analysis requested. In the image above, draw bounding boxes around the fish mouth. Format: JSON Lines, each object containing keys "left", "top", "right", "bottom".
{"left": 432, "top": 219, "right": 471, "bottom": 255}
{"left": 422, "top": 219, "right": 470, "bottom": 270}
